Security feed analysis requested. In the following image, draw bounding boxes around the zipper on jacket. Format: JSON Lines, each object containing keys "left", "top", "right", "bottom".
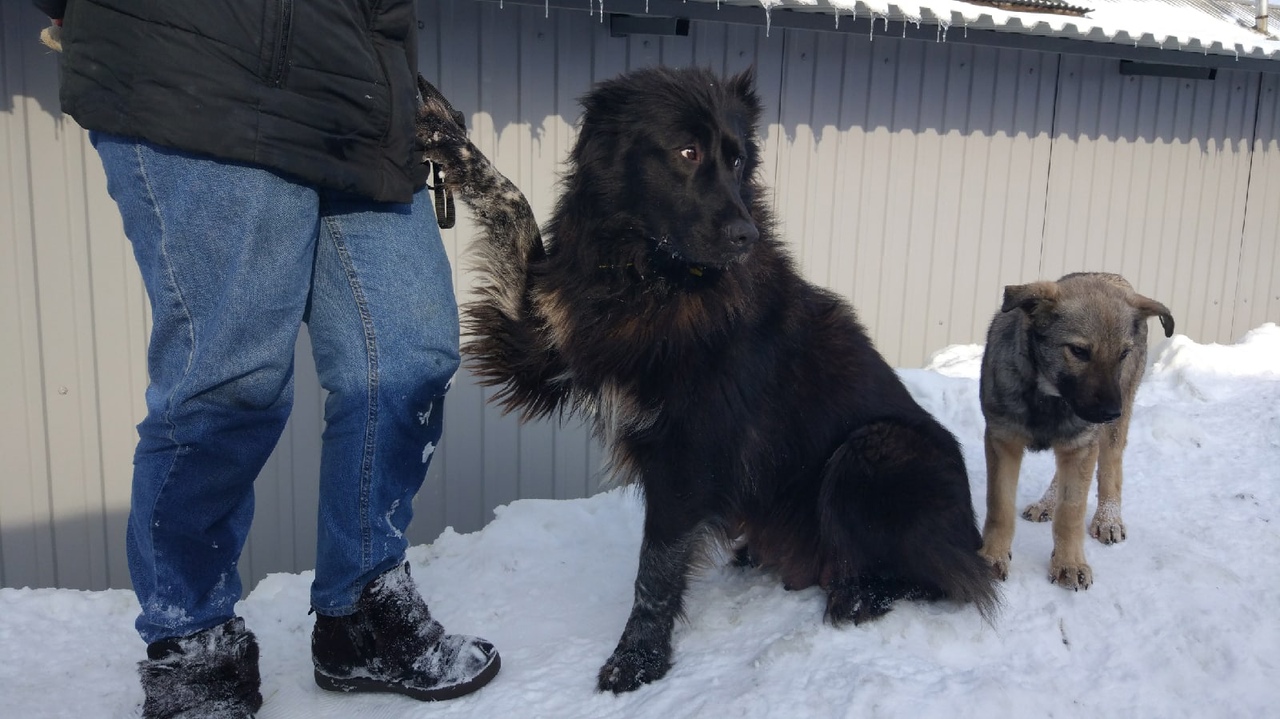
{"left": 269, "top": 0, "right": 294, "bottom": 87}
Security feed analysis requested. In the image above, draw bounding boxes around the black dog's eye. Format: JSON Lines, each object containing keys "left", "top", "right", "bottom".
{"left": 1067, "top": 345, "right": 1091, "bottom": 361}
{"left": 732, "top": 155, "right": 744, "bottom": 169}
{"left": 1119, "top": 347, "right": 1133, "bottom": 360}
{"left": 680, "top": 146, "right": 700, "bottom": 163}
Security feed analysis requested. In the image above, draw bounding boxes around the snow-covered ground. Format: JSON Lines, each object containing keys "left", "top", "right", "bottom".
{"left": 2, "top": 325, "right": 1278, "bottom": 719}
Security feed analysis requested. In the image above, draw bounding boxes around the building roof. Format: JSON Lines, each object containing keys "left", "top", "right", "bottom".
{"left": 713, "top": 0, "right": 1280, "bottom": 61}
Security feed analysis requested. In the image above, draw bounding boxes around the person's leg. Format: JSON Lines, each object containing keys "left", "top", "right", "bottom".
{"left": 307, "top": 187, "right": 460, "bottom": 611}
{"left": 94, "top": 133, "right": 320, "bottom": 716}
{"left": 306, "top": 188, "right": 498, "bottom": 699}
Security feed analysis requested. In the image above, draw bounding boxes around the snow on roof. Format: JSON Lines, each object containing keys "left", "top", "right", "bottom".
{"left": 709, "top": 0, "right": 1280, "bottom": 61}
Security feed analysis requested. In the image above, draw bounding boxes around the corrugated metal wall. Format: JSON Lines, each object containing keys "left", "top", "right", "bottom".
{"left": 2, "top": 0, "right": 1277, "bottom": 592}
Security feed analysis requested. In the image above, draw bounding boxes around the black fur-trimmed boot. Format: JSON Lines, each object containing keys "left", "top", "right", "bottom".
{"left": 138, "top": 617, "right": 264, "bottom": 719}
{"left": 312, "top": 562, "right": 501, "bottom": 701}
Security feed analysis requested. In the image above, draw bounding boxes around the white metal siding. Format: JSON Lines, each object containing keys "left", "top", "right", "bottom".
{"left": 1042, "top": 56, "right": 1261, "bottom": 345}
{"left": 2, "top": 0, "right": 1277, "bottom": 591}
{"left": 1235, "top": 72, "right": 1280, "bottom": 338}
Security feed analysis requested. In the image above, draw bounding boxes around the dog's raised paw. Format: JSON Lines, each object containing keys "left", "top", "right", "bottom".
{"left": 596, "top": 645, "right": 670, "bottom": 694}
{"left": 414, "top": 75, "right": 472, "bottom": 172}
{"left": 1049, "top": 561, "right": 1093, "bottom": 590}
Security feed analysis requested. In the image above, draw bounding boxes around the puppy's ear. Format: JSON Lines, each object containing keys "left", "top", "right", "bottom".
{"left": 1131, "top": 295, "right": 1175, "bottom": 337}
{"left": 1001, "top": 281, "right": 1059, "bottom": 315}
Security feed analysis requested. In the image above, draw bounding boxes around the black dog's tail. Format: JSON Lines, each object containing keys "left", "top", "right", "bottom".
{"left": 415, "top": 76, "right": 571, "bottom": 419}
{"left": 913, "top": 537, "right": 1002, "bottom": 625}
{"left": 819, "top": 420, "right": 1002, "bottom": 625}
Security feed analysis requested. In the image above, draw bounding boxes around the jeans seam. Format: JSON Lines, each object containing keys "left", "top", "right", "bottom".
{"left": 134, "top": 140, "right": 198, "bottom": 617}
{"left": 323, "top": 215, "right": 379, "bottom": 579}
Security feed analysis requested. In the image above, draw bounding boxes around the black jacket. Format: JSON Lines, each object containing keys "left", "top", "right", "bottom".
{"left": 38, "top": 0, "right": 428, "bottom": 203}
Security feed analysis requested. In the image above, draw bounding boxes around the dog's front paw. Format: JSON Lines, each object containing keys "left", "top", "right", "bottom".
{"left": 1021, "top": 500, "right": 1054, "bottom": 523}
{"left": 596, "top": 645, "right": 670, "bottom": 694}
{"left": 978, "top": 547, "right": 1011, "bottom": 581}
{"left": 1049, "top": 558, "right": 1093, "bottom": 590}
{"left": 1090, "top": 517, "right": 1127, "bottom": 544}
{"left": 824, "top": 582, "right": 894, "bottom": 627}
{"left": 1089, "top": 507, "right": 1127, "bottom": 545}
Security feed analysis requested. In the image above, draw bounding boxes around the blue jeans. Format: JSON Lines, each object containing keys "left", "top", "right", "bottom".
{"left": 93, "top": 134, "right": 461, "bottom": 644}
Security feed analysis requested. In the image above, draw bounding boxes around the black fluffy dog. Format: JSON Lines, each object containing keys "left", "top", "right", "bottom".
{"left": 416, "top": 67, "right": 999, "bottom": 693}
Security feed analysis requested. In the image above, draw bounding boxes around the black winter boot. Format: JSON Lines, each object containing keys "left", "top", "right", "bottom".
{"left": 312, "top": 562, "right": 501, "bottom": 701}
{"left": 138, "top": 617, "right": 264, "bottom": 719}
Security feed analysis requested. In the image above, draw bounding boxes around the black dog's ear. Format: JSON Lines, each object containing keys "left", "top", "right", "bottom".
{"left": 1001, "top": 281, "right": 1059, "bottom": 315}
{"left": 1131, "top": 295, "right": 1175, "bottom": 337}
{"left": 728, "top": 66, "right": 759, "bottom": 104}
{"left": 729, "top": 65, "right": 757, "bottom": 93}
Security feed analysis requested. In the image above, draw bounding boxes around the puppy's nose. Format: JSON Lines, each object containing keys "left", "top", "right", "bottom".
{"left": 1082, "top": 405, "right": 1122, "bottom": 423}
{"left": 724, "top": 219, "right": 759, "bottom": 246}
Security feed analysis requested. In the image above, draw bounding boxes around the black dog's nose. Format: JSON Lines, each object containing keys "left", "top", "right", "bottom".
{"left": 724, "top": 219, "right": 759, "bottom": 246}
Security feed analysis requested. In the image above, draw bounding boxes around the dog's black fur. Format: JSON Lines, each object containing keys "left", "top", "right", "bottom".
{"left": 416, "top": 67, "right": 999, "bottom": 694}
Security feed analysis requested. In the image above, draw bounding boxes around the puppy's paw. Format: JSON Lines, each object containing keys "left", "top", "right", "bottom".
{"left": 1090, "top": 517, "right": 1127, "bottom": 545}
{"left": 1021, "top": 499, "right": 1054, "bottom": 523}
{"left": 1049, "top": 558, "right": 1093, "bottom": 590}
{"left": 1090, "top": 506, "right": 1127, "bottom": 545}
{"left": 978, "top": 548, "right": 1011, "bottom": 582}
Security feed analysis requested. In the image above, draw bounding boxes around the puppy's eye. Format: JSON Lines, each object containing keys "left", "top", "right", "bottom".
{"left": 733, "top": 155, "right": 744, "bottom": 169}
{"left": 1119, "top": 348, "right": 1133, "bottom": 360}
{"left": 680, "top": 146, "right": 700, "bottom": 162}
{"left": 1067, "top": 345, "right": 1091, "bottom": 361}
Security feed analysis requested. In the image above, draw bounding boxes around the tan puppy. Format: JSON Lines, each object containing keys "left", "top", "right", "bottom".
{"left": 977, "top": 273, "right": 1174, "bottom": 589}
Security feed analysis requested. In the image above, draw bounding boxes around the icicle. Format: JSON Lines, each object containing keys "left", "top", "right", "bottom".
{"left": 834, "top": 7, "right": 839, "bottom": 29}
{"left": 646, "top": 0, "right": 650, "bottom": 12}
{"left": 870, "top": 13, "right": 878, "bottom": 41}
{"left": 937, "top": 20, "right": 951, "bottom": 43}
{"left": 545, "top": 0, "right": 549, "bottom": 18}
{"left": 764, "top": 4, "right": 772, "bottom": 37}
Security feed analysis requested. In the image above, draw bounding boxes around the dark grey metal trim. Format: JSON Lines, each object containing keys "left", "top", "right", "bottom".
{"left": 1119, "top": 60, "right": 1218, "bottom": 80}
{"left": 609, "top": 13, "right": 691, "bottom": 37}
